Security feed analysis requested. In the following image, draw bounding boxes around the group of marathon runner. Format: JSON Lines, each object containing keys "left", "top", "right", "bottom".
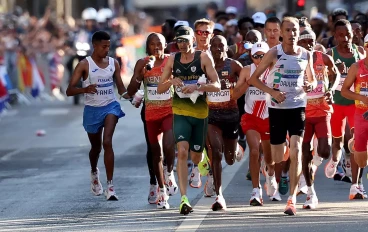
{"left": 66, "top": 8, "right": 368, "bottom": 216}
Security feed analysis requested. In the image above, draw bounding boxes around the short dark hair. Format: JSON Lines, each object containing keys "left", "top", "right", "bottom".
{"left": 332, "top": 8, "right": 348, "bottom": 22}
{"left": 265, "top": 17, "right": 281, "bottom": 27}
{"left": 92, "top": 31, "right": 110, "bottom": 44}
{"left": 349, "top": 20, "right": 360, "bottom": 25}
{"left": 237, "top": 17, "right": 254, "bottom": 29}
{"left": 334, "top": 19, "right": 350, "bottom": 30}
{"left": 165, "top": 18, "right": 177, "bottom": 29}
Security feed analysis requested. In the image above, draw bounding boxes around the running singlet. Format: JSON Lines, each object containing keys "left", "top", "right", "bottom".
{"left": 354, "top": 59, "right": 368, "bottom": 115}
{"left": 143, "top": 56, "right": 173, "bottom": 121}
{"left": 244, "top": 63, "right": 269, "bottom": 119}
{"left": 172, "top": 51, "right": 208, "bottom": 119}
{"left": 306, "top": 51, "right": 331, "bottom": 117}
{"left": 266, "top": 44, "right": 309, "bottom": 109}
{"left": 83, "top": 56, "right": 116, "bottom": 107}
{"left": 331, "top": 45, "right": 361, "bottom": 105}
{"left": 208, "top": 58, "right": 238, "bottom": 122}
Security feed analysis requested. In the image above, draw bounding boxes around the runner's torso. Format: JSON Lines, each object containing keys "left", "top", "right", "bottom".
{"left": 354, "top": 59, "right": 368, "bottom": 115}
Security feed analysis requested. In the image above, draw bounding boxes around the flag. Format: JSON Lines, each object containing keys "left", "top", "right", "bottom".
{"left": 30, "top": 58, "right": 45, "bottom": 98}
{"left": 0, "top": 66, "right": 13, "bottom": 90}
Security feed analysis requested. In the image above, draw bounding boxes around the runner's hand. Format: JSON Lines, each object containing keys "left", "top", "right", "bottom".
{"left": 271, "top": 90, "right": 286, "bottom": 103}
{"left": 182, "top": 84, "right": 197, "bottom": 94}
{"left": 324, "top": 91, "right": 333, "bottom": 104}
{"left": 171, "top": 78, "right": 184, "bottom": 87}
{"left": 336, "top": 62, "right": 346, "bottom": 74}
{"left": 359, "top": 95, "right": 368, "bottom": 105}
{"left": 84, "top": 84, "right": 97, "bottom": 94}
{"left": 303, "top": 81, "right": 314, "bottom": 93}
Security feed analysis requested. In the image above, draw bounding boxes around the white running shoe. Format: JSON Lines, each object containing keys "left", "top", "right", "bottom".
{"left": 297, "top": 174, "right": 308, "bottom": 196}
{"left": 343, "top": 155, "right": 352, "bottom": 177}
{"left": 349, "top": 184, "right": 365, "bottom": 200}
{"left": 250, "top": 188, "right": 263, "bottom": 206}
{"left": 165, "top": 171, "right": 178, "bottom": 196}
{"left": 104, "top": 183, "right": 118, "bottom": 201}
{"left": 204, "top": 174, "right": 215, "bottom": 197}
{"left": 148, "top": 184, "right": 159, "bottom": 204}
{"left": 212, "top": 195, "right": 227, "bottom": 211}
{"left": 303, "top": 194, "right": 318, "bottom": 209}
{"left": 90, "top": 168, "right": 103, "bottom": 196}
{"left": 312, "top": 155, "right": 323, "bottom": 167}
{"left": 265, "top": 172, "right": 277, "bottom": 197}
{"left": 325, "top": 158, "right": 338, "bottom": 179}
{"left": 189, "top": 166, "right": 202, "bottom": 188}
{"left": 270, "top": 190, "right": 282, "bottom": 201}
{"left": 157, "top": 191, "right": 170, "bottom": 209}
{"left": 359, "top": 184, "right": 368, "bottom": 198}
{"left": 235, "top": 143, "right": 244, "bottom": 162}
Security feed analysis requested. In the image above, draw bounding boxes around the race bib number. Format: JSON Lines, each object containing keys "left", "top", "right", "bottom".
{"left": 147, "top": 86, "right": 171, "bottom": 101}
{"left": 207, "top": 90, "right": 230, "bottom": 102}
{"left": 92, "top": 83, "right": 115, "bottom": 100}
{"left": 335, "top": 75, "right": 354, "bottom": 91}
{"left": 247, "top": 87, "right": 266, "bottom": 101}
{"left": 307, "top": 80, "right": 325, "bottom": 99}
{"left": 175, "top": 86, "right": 191, "bottom": 98}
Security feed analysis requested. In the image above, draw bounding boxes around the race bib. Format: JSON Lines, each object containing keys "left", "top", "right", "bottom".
{"left": 147, "top": 86, "right": 171, "bottom": 101}
{"left": 175, "top": 86, "right": 191, "bottom": 98}
{"left": 307, "top": 80, "right": 325, "bottom": 99}
{"left": 92, "top": 83, "right": 115, "bottom": 100}
{"left": 247, "top": 87, "right": 266, "bottom": 101}
{"left": 207, "top": 89, "right": 230, "bottom": 102}
{"left": 359, "top": 89, "right": 368, "bottom": 105}
{"left": 335, "top": 75, "right": 354, "bottom": 91}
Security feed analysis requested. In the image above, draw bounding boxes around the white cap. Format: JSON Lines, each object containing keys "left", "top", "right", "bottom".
{"left": 174, "top": 21, "right": 189, "bottom": 29}
{"left": 82, "top": 7, "right": 97, "bottom": 21}
{"left": 251, "top": 42, "right": 270, "bottom": 55}
{"left": 364, "top": 34, "right": 368, "bottom": 43}
{"left": 96, "top": 11, "right": 107, "bottom": 23}
{"left": 214, "top": 23, "right": 224, "bottom": 32}
{"left": 225, "top": 6, "right": 237, "bottom": 15}
{"left": 252, "top": 12, "right": 267, "bottom": 25}
{"left": 226, "top": 19, "right": 238, "bottom": 26}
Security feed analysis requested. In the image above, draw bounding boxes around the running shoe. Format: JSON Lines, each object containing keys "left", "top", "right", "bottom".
{"left": 90, "top": 168, "right": 103, "bottom": 196}
{"left": 312, "top": 154, "right": 323, "bottom": 167}
{"left": 270, "top": 190, "right": 282, "bottom": 201}
{"left": 325, "top": 158, "right": 338, "bottom": 179}
{"left": 343, "top": 154, "right": 352, "bottom": 177}
{"left": 189, "top": 166, "right": 202, "bottom": 188}
{"left": 265, "top": 172, "right": 277, "bottom": 197}
{"left": 212, "top": 195, "right": 227, "bottom": 211}
{"left": 104, "top": 183, "right": 118, "bottom": 201}
{"left": 279, "top": 176, "right": 289, "bottom": 195}
{"left": 157, "top": 191, "right": 170, "bottom": 209}
{"left": 179, "top": 195, "right": 193, "bottom": 215}
{"left": 165, "top": 171, "right": 178, "bottom": 196}
{"left": 303, "top": 194, "right": 318, "bottom": 209}
{"left": 297, "top": 174, "right": 308, "bottom": 196}
{"left": 349, "top": 184, "right": 365, "bottom": 200}
{"left": 284, "top": 198, "right": 296, "bottom": 215}
{"left": 204, "top": 174, "right": 215, "bottom": 197}
{"left": 148, "top": 184, "right": 159, "bottom": 204}
{"left": 198, "top": 149, "right": 211, "bottom": 176}
{"left": 235, "top": 143, "right": 244, "bottom": 162}
{"left": 359, "top": 184, "right": 368, "bottom": 198}
{"left": 250, "top": 188, "right": 263, "bottom": 206}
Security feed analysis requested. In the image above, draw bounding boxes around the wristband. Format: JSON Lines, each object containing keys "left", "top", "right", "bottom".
{"left": 120, "top": 92, "right": 128, "bottom": 100}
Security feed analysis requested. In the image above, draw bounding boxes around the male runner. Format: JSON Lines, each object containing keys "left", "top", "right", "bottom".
{"left": 248, "top": 17, "right": 317, "bottom": 215}
{"left": 341, "top": 34, "right": 368, "bottom": 199}
{"left": 235, "top": 41, "right": 283, "bottom": 205}
{"left": 297, "top": 29, "right": 340, "bottom": 208}
{"left": 157, "top": 26, "right": 221, "bottom": 214}
{"left": 206, "top": 35, "right": 243, "bottom": 210}
{"left": 264, "top": 17, "right": 281, "bottom": 49}
{"left": 127, "top": 33, "right": 178, "bottom": 209}
{"left": 325, "top": 20, "right": 365, "bottom": 191}
{"left": 66, "top": 31, "right": 128, "bottom": 200}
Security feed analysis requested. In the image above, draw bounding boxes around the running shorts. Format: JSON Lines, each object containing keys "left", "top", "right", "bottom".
{"left": 146, "top": 114, "right": 173, "bottom": 144}
{"left": 241, "top": 113, "right": 270, "bottom": 141}
{"left": 173, "top": 114, "right": 208, "bottom": 153}
{"left": 331, "top": 104, "right": 355, "bottom": 138}
{"left": 83, "top": 101, "right": 125, "bottom": 134}
{"left": 208, "top": 118, "right": 239, "bottom": 140}
{"left": 354, "top": 113, "right": 368, "bottom": 152}
{"left": 268, "top": 107, "right": 306, "bottom": 145}
{"left": 303, "top": 115, "right": 331, "bottom": 143}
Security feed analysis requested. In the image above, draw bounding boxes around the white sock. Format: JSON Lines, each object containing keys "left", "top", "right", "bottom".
{"left": 288, "top": 195, "right": 296, "bottom": 203}
{"left": 307, "top": 185, "right": 316, "bottom": 195}
{"left": 282, "top": 171, "right": 288, "bottom": 177}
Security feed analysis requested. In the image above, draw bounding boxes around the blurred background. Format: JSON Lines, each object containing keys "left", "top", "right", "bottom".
{"left": 0, "top": 0, "right": 367, "bottom": 110}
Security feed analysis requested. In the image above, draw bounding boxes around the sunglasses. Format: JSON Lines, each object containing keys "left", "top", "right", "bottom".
{"left": 176, "top": 38, "right": 189, "bottom": 44}
{"left": 252, "top": 54, "right": 265, "bottom": 59}
{"left": 195, "top": 30, "right": 212, "bottom": 36}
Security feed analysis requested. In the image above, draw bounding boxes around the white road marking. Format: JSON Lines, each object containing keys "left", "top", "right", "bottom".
{"left": 175, "top": 151, "right": 249, "bottom": 232}
{"left": 0, "top": 148, "right": 28, "bottom": 161}
{"left": 40, "top": 108, "right": 70, "bottom": 116}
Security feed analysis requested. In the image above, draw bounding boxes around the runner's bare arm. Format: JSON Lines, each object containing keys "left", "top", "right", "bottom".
{"left": 199, "top": 52, "right": 221, "bottom": 92}
{"left": 127, "top": 59, "right": 146, "bottom": 97}
{"left": 306, "top": 51, "right": 317, "bottom": 89}
{"left": 341, "top": 63, "right": 362, "bottom": 101}
{"left": 358, "top": 46, "right": 366, "bottom": 59}
{"left": 248, "top": 49, "right": 275, "bottom": 94}
{"left": 323, "top": 53, "right": 340, "bottom": 91}
{"left": 233, "top": 65, "right": 250, "bottom": 100}
{"left": 66, "top": 60, "right": 94, "bottom": 96}
{"left": 113, "top": 59, "right": 128, "bottom": 97}
{"left": 157, "top": 55, "right": 175, "bottom": 94}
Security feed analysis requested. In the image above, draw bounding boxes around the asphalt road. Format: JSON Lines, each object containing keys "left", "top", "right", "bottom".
{"left": 1, "top": 98, "right": 368, "bottom": 232}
